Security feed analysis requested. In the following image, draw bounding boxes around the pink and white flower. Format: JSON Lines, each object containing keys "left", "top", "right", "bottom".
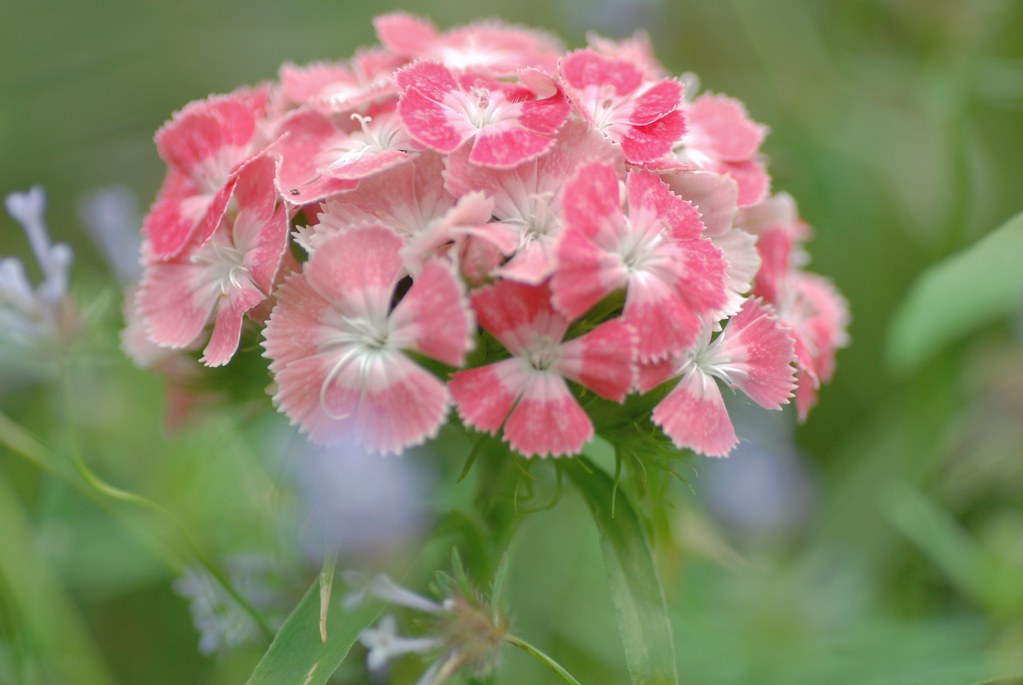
{"left": 138, "top": 154, "right": 289, "bottom": 366}
{"left": 263, "top": 225, "right": 473, "bottom": 452}
{"left": 397, "top": 61, "right": 570, "bottom": 168}
{"left": 144, "top": 86, "right": 271, "bottom": 259}
{"left": 450, "top": 280, "right": 635, "bottom": 458}
{"left": 641, "top": 299, "right": 795, "bottom": 457}
{"left": 551, "top": 162, "right": 728, "bottom": 361}
{"left": 443, "top": 119, "right": 622, "bottom": 284}
{"left": 272, "top": 102, "right": 418, "bottom": 205}
{"left": 559, "top": 49, "right": 685, "bottom": 163}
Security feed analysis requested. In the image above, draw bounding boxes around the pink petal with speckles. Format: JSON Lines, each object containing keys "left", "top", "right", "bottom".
{"left": 450, "top": 358, "right": 530, "bottom": 434}
{"left": 503, "top": 373, "right": 593, "bottom": 458}
{"left": 653, "top": 371, "right": 737, "bottom": 457}
{"left": 391, "top": 258, "right": 474, "bottom": 367}
{"left": 716, "top": 299, "right": 795, "bottom": 409}
{"left": 621, "top": 110, "right": 685, "bottom": 163}
{"left": 687, "top": 94, "right": 767, "bottom": 162}
{"left": 557, "top": 319, "right": 635, "bottom": 401}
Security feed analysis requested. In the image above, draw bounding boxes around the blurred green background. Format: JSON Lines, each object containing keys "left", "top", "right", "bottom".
{"left": 2, "top": 0, "right": 1023, "bottom": 683}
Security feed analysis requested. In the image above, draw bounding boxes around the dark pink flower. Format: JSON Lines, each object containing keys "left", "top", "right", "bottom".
{"left": 138, "top": 155, "right": 289, "bottom": 366}
{"left": 263, "top": 225, "right": 474, "bottom": 452}
{"left": 558, "top": 49, "right": 685, "bottom": 163}
{"left": 397, "top": 61, "right": 569, "bottom": 168}
{"left": 144, "top": 86, "right": 271, "bottom": 259}
{"left": 551, "top": 163, "right": 728, "bottom": 361}
{"left": 449, "top": 281, "right": 635, "bottom": 458}
{"left": 641, "top": 299, "right": 795, "bottom": 457}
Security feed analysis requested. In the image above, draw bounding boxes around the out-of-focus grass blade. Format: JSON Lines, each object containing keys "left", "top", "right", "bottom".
{"left": 245, "top": 573, "right": 380, "bottom": 685}
{"left": 888, "top": 210, "right": 1023, "bottom": 372}
{"left": 568, "top": 456, "right": 679, "bottom": 685}
{"left": 0, "top": 478, "right": 117, "bottom": 685}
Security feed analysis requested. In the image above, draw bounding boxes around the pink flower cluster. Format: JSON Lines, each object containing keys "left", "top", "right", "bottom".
{"left": 130, "top": 14, "right": 848, "bottom": 458}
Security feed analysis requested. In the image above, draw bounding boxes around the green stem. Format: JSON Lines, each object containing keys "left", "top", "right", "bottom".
{"left": 56, "top": 357, "right": 275, "bottom": 640}
{"left": 504, "top": 634, "right": 583, "bottom": 685}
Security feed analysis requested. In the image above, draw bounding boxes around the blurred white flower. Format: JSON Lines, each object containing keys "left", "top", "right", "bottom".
{"left": 2, "top": 186, "right": 74, "bottom": 348}
{"left": 173, "top": 553, "right": 287, "bottom": 656}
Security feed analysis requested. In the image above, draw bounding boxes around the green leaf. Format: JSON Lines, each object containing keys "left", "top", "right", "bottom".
{"left": 505, "top": 634, "right": 584, "bottom": 685}
{"left": 888, "top": 210, "right": 1023, "bottom": 372}
{"left": 567, "top": 456, "right": 679, "bottom": 685}
{"left": 245, "top": 574, "right": 380, "bottom": 685}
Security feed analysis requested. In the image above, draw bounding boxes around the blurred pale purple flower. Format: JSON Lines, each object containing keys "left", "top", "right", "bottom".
{"left": 2, "top": 186, "right": 73, "bottom": 347}
{"left": 78, "top": 186, "right": 142, "bottom": 285}
{"left": 700, "top": 401, "right": 817, "bottom": 547}
{"left": 295, "top": 441, "right": 433, "bottom": 564}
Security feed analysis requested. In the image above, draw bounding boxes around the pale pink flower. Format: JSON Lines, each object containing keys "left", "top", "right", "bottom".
{"left": 641, "top": 299, "right": 795, "bottom": 457}
{"left": 144, "top": 86, "right": 271, "bottom": 259}
{"left": 263, "top": 225, "right": 473, "bottom": 452}
{"left": 138, "top": 155, "right": 289, "bottom": 366}
{"left": 551, "top": 163, "right": 728, "bottom": 361}
{"left": 301, "top": 152, "right": 454, "bottom": 252}
{"left": 450, "top": 280, "right": 635, "bottom": 458}
{"left": 674, "top": 93, "right": 770, "bottom": 206}
{"left": 558, "top": 49, "right": 685, "bottom": 163}
{"left": 585, "top": 31, "right": 665, "bottom": 80}
{"left": 374, "top": 13, "right": 562, "bottom": 75}
{"left": 273, "top": 102, "right": 418, "bottom": 206}
{"left": 278, "top": 50, "right": 401, "bottom": 115}
{"left": 443, "top": 119, "right": 622, "bottom": 284}
{"left": 396, "top": 61, "right": 570, "bottom": 168}
{"left": 738, "top": 192, "right": 809, "bottom": 305}
{"left": 665, "top": 170, "right": 761, "bottom": 318}
{"left": 778, "top": 272, "right": 850, "bottom": 421}
{"left": 737, "top": 194, "right": 849, "bottom": 419}
{"left": 302, "top": 153, "right": 507, "bottom": 276}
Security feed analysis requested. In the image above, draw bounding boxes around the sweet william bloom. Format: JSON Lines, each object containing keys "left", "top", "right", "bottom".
{"left": 780, "top": 272, "right": 850, "bottom": 421}
{"left": 673, "top": 93, "right": 770, "bottom": 207}
{"left": 641, "top": 299, "right": 795, "bottom": 457}
{"left": 138, "top": 154, "right": 289, "bottom": 366}
{"left": 145, "top": 86, "right": 270, "bottom": 259}
{"left": 664, "top": 170, "right": 761, "bottom": 318}
{"left": 559, "top": 49, "right": 685, "bottom": 163}
{"left": 737, "top": 194, "right": 849, "bottom": 419}
{"left": 301, "top": 152, "right": 454, "bottom": 253}
{"left": 278, "top": 50, "right": 401, "bottom": 115}
{"left": 272, "top": 101, "right": 419, "bottom": 206}
{"left": 397, "top": 61, "right": 570, "bottom": 167}
{"left": 450, "top": 280, "right": 635, "bottom": 458}
{"left": 552, "top": 162, "right": 729, "bottom": 361}
{"left": 263, "top": 225, "right": 474, "bottom": 452}
{"left": 443, "top": 119, "right": 622, "bottom": 284}
{"left": 374, "top": 12, "right": 562, "bottom": 75}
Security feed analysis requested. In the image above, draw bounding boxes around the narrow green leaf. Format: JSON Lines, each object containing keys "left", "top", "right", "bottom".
{"left": 246, "top": 575, "right": 380, "bottom": 685}
{"left": 0, "top": 479, "right": 117, "bottom": 685}
{"left": 888, "top": 210, "right": 1023, "bottom": 372}
{"left": 567, "top": 456, "right": 679, "bottom": 685}
{"left": 505, "top": 634, "right": 584, "bottom": 685}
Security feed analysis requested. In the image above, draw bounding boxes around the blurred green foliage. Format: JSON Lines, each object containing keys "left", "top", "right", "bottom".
{"left": 2, "top": 0, "right": 1023, "bottom": 683}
